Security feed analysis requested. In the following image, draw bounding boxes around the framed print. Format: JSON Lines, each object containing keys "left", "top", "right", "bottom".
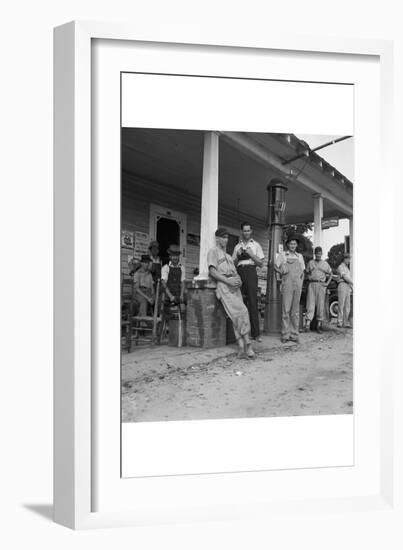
{"left": 54, "top": 21, "right": 398, "bottom": 529}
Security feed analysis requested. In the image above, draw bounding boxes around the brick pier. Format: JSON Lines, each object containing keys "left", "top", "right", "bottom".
{"left": 185, "top": 279, "right": 227, "bottom": 348}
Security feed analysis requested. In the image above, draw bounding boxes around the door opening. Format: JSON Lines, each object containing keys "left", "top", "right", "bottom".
{"left": 156, "top": 217, "right": 180, "bottom": 265}
{"left": 149, "top": 204, "right": 187, "bottom": 269}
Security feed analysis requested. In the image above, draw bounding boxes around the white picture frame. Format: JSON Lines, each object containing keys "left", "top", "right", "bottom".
{"left": 54, "top": 21, "right": 399, "bottom": 530}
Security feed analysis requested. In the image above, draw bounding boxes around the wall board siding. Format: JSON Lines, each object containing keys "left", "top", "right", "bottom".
{"left": 121, "top": 172, "right": 270, "bottom": 292}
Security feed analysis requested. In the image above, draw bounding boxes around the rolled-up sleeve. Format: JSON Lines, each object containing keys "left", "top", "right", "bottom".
{"left": 337, "top": 264, "right": 344, "bottom": 278}
{"left": 207, "top": 248, "right": 218, "bottom": 270}
{"left": 161, "top": 265, "right": 169, "bottom": 282}
{"left": 133, "top": 272, "right": 140, "bottom": 287}
{"left": 275, "top": 252, "right": 288, "bottom": 275}
{"left": 275, "top": 252, "right": 284, "bottom": 270}
{"left": 256, "top": 242, "right": 265, "bottom": 260}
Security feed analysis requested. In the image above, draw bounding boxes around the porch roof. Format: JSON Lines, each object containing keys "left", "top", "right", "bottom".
{"left": 122, "top": 128, "right": 353, "bottom": 225}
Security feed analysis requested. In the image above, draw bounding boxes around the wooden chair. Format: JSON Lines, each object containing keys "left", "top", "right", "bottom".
{"left": 131, "top": 279, "right": 164, "bottom": 346}
{"left": 121, "top": 277, "right": 135, "bottom": 352}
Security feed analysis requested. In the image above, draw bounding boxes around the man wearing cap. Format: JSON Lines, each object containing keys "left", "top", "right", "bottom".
{"left": 337, "top": 253, "right": 353, "bottom": 328}
{"left": 305, "top": 246, "right": 332, "bottom": 334}
{"left": 275, "top": 236, "right": 305, "bottom": 343}
{"left": 232, "top": 222, "right": 265, "bottom": 342}
{"left": 161, "top": 244, "right": 186, "bottom": 306}
{"left": 208, "top": 228, "right": 255, "bottom": 358}
{"left": 148, "top": 240, "right": 162, "bottom": 283}
{"left": 132, "top": 255, "right": 155, "bottom": 316}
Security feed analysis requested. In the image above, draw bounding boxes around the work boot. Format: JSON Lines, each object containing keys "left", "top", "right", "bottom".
{"left": 304, "top": 319, "right": 310, "bottom": 332}
{"left": 316, "top": 321, "right": 323, "bottom": 334}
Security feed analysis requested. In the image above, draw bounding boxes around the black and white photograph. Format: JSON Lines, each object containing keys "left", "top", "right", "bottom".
{"left": 120, "top": 125, "right": 354, "bottom": 424}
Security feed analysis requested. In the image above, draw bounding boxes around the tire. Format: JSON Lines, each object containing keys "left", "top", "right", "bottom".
{"left": 329, "top": 300, "right": 339, "bottom": 318}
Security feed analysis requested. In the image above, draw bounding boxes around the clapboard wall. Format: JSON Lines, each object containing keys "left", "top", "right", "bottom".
{"left": 121, "top": 171, "right": 269, "bottom": 290}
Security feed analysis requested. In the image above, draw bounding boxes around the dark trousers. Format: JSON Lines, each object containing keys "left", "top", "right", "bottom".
{"left": 237, "top": 265, "right": 260, "bottom": 338}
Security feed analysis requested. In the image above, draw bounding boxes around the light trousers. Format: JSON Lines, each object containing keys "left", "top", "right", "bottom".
{"left": 337, "top": 282, "right": 352, "bottom": 326}
{"left": 306, "top": 282, "right": 326, "bottom": 322}
{"left": 281, "top": 288, "right": 301, "bottom": 338}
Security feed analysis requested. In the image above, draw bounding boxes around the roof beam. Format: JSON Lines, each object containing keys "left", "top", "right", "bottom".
{"left": 220, "top": 131, "right": 353, "bottom": 217}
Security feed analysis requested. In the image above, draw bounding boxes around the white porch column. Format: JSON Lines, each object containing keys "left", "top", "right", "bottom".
{"left": 198, "top": 131, "right": 219, "bottom": 278}
{"left": 313, "top": 193, "right": 324, "bottom": 249}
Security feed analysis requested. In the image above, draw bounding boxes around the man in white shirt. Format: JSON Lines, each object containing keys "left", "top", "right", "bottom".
{"left": 305, "top": 246, "right": 332, "bottom": 334}
{"left": 232, "top": 222, "right": 265, "bottom": 342}
{"left": 336, "top": 253, "right": 353, "bottom": 328}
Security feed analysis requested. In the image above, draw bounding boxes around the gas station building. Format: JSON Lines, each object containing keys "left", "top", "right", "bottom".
{"left": 121, "top": 128, "right": 353, "bottom": 347}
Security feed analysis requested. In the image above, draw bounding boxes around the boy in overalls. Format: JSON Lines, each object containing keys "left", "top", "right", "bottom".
{"left": 275, "top": 236, "right": 305, "bottom": 343}
{"left": 161, "top": 244, "right": 186, "bottom": 311}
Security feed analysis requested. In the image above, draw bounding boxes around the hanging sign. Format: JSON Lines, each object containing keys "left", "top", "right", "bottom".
{"left": 321, "top": 217, "right": 339, "bottom": 230}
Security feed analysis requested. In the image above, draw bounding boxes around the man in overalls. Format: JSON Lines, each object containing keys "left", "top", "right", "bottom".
{"left": 337, "top": 253, "right": 353, "bottom": 328}
{"left": 305, "top": 246, "right": 333, "bottom": 334}
{"left": 161, "top": 244, "right": 186, "bottom": 309}
{"left": 275, "top": 236, "right": 305, "bottom": 343}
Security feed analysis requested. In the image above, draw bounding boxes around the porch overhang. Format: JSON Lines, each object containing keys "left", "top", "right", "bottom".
{"left": 219, "top": 131, "right": 353, "bottom": 221}
{"left": 121, "top": 127, "right": 353, "bottom": 227}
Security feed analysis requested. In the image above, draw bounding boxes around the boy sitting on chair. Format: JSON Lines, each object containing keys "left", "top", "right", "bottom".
{"left": 132, "top": 255, "right": 155, "bottom": 316}
{"left": 161, "top": 244, "right": 186, "bottom": 311}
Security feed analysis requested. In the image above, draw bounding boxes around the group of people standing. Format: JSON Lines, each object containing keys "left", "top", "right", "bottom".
{"left": 208, "top": 224, "right": 353, "bottom": 355}
{"left": 130, "top": 223, "right": 353, "bottom": 355}
{"left": 207, "top": 223, "right": 264, "bottom": 359}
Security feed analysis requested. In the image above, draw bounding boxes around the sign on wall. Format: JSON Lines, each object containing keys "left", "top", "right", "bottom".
{"left": 121, "top": 230, "right": 134, "bottom": 248}
{"left": 133, "top": 231, "right": 149, "bottom": 260}
{"left": 187, "top": 233, "right": 200, "bottom": 246}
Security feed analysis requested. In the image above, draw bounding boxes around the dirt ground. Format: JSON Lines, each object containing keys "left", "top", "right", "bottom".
{"left": 122, "top": 325, "right": 353, "bottom": 422}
